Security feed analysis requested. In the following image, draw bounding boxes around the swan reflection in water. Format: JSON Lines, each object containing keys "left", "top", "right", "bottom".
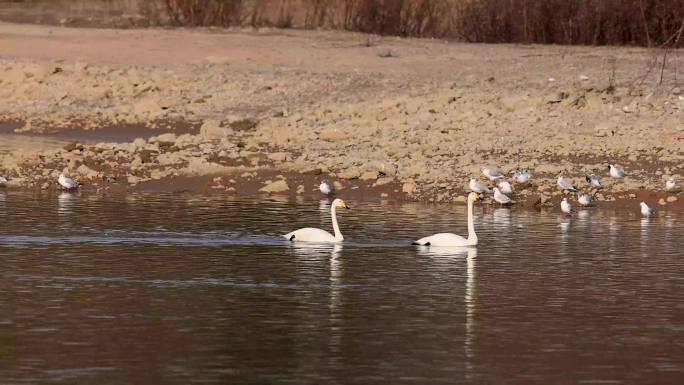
{"left": 416, "top": 246, "right": 478, "bottom": 377}
{"left": 289, "top": 243, "right": 344, "bottom": 363}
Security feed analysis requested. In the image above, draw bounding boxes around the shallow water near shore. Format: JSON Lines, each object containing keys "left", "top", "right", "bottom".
{"left": 0, "top": 191, "right": 682, "bottom": 384}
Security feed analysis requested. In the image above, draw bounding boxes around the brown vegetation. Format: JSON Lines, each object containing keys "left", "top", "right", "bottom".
{"left": 0, "top": 0, "right": 682, "bottom": 46}
{"left": 159, "top": 0, "right": 684, "bottom": 46}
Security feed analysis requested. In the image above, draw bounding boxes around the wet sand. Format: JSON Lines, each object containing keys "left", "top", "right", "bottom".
{"left": 0, "top": 22, "right": 682, "bottom": 210}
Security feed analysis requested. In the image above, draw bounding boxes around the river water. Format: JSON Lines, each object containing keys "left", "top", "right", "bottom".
{"left": 0, "top": 191, "right": 681, "bottom": 384}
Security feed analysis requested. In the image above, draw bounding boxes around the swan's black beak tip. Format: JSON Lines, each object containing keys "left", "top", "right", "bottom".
{"left": 345, "top": 205, "right": 350, "bottom": 210}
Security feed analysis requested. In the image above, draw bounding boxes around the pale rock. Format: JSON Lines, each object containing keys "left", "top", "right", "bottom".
{"left": 338, "top": 168, "right": 361, "bottom": 180}
{"left": 402, "top": 182, "right": 417, "bottom": 194}
{"left": 360, "top": 171, "right": 377, "bottom": 180}
{"left": 268, "top": 152, "right": 289, "bottom": 162}
{"left": 666, "top": 196, "right": 677, "bottom": 203}
{"left": 200, "top": 120, "right": 233, "bottom": 140}
{"left": 259, "top": 179, "right": 289, "bottom": 193}
{"left": 319, "top": 130, "right": 348, "bottom": 142}
{"left": 453, "top": 195, "right": 467, "bottom": 203}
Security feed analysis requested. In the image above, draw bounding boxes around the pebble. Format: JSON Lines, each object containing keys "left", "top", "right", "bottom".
{"left": 259, "top": 179, "right": 289, "bottom": 193}
{"left": 402, "top": 182, "right": 417, "bottom": 194}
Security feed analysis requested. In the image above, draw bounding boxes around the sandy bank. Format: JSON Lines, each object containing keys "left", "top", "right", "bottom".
{"left": 0, "top": 22, "right": 682, "bottom": 210}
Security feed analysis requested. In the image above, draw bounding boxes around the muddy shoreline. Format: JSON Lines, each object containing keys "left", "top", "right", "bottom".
{"left": 0, "top": 22, "right": 681, "bottom": 212}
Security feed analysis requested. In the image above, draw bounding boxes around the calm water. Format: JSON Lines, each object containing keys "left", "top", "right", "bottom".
{"left": 0, "top": 191, "right": 682, "bottom": 384}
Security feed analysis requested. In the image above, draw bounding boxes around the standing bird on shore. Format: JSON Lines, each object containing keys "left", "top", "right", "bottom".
{"left": 561, "top": 198, "right": 573, "bottom": 215}
{"left": 58, "top": 174, "right": 79, "bottom": 191}
{"left": 578, "top": 194, "right": 593, "bottom": 207}
{"left": 492, "top": 187, "right": 512, "bottom": 205}
{"left": 665, "top": 176, "right": 677, "bottom": 192}
{"left": 469, "top": 178, "right": 490, "bottom": 194}
{"left": 319, "top": 181, "right": 334, "bottom": 196}
{"left": 585, "top": 173, "right": 602, "bottom": 189}
{"left": 482, "top": 167, "right": 504, "bottom": 181}
{"left": 640, "top": 202, "right": 656, "bottom": 217}
{"left": 498, "top": 180, "right": 514, "bottom": 196}
{"left": 512, "top": 170, "right": 532, "bottom": 184}
{"left": 608, "top": 164, "right": 625, "bottom": 179}
{"left": 0, "top": 175, "right": 8, "bottom": 187}
{"left": 557, "top": 176, "right": 578, "bottom": 192}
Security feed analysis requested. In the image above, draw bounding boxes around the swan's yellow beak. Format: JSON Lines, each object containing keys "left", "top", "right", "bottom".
{"left": 339, "top": 200, "right": 350, "bottom": 209}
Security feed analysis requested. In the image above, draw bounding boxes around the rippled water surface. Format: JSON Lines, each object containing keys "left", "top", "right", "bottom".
{"left": 0, "top": 191, "right": 682, "bottom": 384}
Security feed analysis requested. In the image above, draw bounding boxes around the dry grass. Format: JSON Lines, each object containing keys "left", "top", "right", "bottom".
{"left": 1, "top": 0, "right": 682, "bottom": 46}
{"left": 157, "top": 0, "right": 684, "bottom": 46}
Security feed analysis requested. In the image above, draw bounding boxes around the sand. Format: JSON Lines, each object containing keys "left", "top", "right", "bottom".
{"left": 0, "top": 22, "right": 682, "bottom": 209}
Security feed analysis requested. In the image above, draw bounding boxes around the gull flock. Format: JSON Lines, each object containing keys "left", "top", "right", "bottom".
{"left": 0, "top": 163, "right": 679, "bottom": 247}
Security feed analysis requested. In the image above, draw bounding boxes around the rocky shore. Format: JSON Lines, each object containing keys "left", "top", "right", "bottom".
{"left": 0, "top": 22, "right": 682, "bottom": 210}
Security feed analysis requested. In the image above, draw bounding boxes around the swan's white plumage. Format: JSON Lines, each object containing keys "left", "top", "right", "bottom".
{"left": 284, "top": 198, "right": 349, "bottom": 243}
{"left": 284, "top": 227, "right": 336, "bottom": 242}
{"left": 413, "top": 192, "right": 480, "bottom": 247}
{"left": 414, "top": 233, "right": 468, "bottom": 247}
{"left": 0, "top": 176, "right": 7, "bottom": 186}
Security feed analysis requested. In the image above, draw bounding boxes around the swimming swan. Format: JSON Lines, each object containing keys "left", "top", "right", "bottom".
{"left": 284, "top": 198, "right": 350, "bottom": 243}
{"left": 413, "top": 192, "right": 481, "bottom": 247}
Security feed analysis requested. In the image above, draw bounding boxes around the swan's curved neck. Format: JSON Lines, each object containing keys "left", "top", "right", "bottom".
{"left": 466, "top": 198, "right": 478, "bottom": 246}
{"left": 331, "top": 205, "right": 343, "bottom": 241}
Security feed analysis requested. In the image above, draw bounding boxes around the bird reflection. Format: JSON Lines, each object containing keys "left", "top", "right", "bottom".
{"left": 329, "top": 244, "right": 344, "bottom": 365}
{"left": 492, "top": 208, "right": 511, "bottom": 228}
{"left": 558, "top": 216, "right": 571, "bottom": 240}
{"left": 415, "top": 246, "right": 478, "bottom": 377}
{"left": 464, "top": 247, "right": 477, "bottom": 378}
{"left": 58, "top": 191, "right": 79, "bottom": 215}
{"left": 640, "top": 217, "right": 650, "bottom": 241}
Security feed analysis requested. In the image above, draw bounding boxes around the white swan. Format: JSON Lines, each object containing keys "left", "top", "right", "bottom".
{"left": 413, "top": 192, "right": 481, "bottom": 247}
{"left": 284, "top": 198, "right": 350, "bottom": 243}
{"left": 0, "top": 175, "right": 7, "bottom": 187}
